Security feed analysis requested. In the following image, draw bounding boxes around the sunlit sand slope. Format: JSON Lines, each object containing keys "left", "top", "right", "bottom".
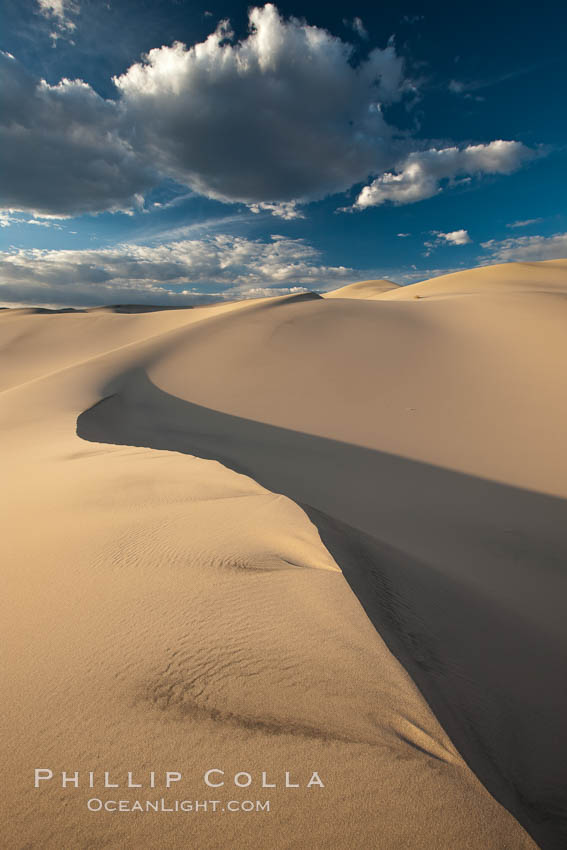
{"left": 323, "top": 278, "right": 400, "bottom": 298}
{"left": 3, "top": 263, "right": 566, "bottom": 848}
{"left": 380, "top": 259, "right": 567, "bottom": 300}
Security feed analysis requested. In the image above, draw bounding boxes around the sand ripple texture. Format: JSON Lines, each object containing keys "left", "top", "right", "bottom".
{"left": 4, "top": 261, "right": 566, "bottom": 849}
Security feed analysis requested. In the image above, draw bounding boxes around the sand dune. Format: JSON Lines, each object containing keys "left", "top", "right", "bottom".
{"left": 379, "top": 259, "right": 567, "bottom": 300}
{"left": 2, "top": 260, "right": 567, "bottom": 849}
{"left": 323, "top": 278, "right": 400, "bottom": 298}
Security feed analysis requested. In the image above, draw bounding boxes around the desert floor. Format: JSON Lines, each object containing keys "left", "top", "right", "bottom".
{"left": 2, "top": 260, "right": 567, "bottom": 849}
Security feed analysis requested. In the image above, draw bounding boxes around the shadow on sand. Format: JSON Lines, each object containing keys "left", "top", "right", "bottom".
{"left": 77, "top": 368, "right": 567, "bottom": 850}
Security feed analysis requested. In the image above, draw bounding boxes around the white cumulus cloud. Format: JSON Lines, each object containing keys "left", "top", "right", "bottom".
{"left": 113, "top": 4, "right": 406, "bottom": 207}
{"left": 353, "top": 141, "right": 535, "bottom": 209}
{"left": 248, "top": 202, "right": 306, "bottom": 220}
{"left": 0, "top": 6, "right": 540, "bottom": 220}
{"left": 422, "top": 228, "right": 472, "bottom": 256}
{"left": 435, "top": 229, "right": 471, "bottom": 245}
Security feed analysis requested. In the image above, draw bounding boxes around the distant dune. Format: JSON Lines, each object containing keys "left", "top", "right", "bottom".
{"left": 382, "top": 259, "right": 567, "bottom": 300}
{"left": 3, "top": 259, "right": 567, "bottom": 849}
{"left": 323, "top": 260, "right": 567, "bottom": 303}
{"left": 323, "top": 278, "right": 400, "bottom": 298}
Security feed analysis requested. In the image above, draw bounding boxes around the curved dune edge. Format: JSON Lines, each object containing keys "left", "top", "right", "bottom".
{"left": 76, "top": 370, "right": 565, "bottom": 850}
{"left": 0, "top": 268, "right": 565, "bottom": 850}
{"left": 0, "top": 296, "right": 543, "bottom": 850}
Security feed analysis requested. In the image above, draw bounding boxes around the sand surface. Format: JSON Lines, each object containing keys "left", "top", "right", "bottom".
{"left": 323, "top": 278, "right": 400, "bottom": 298}
{"left": 2, "top": 260, "right": 566, "bottom": 849}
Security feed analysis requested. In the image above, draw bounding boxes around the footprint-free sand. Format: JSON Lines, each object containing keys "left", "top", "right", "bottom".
{"left": 2, "top": 260, "right": 567, "bottom": 849}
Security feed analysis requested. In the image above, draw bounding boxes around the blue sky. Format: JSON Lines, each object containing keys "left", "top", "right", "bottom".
{"left": 1, "top": 0, "right": 566, "bottom": 306}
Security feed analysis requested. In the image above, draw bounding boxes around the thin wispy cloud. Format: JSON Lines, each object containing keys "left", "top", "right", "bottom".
{"left": 138, "top": 213, "right": 257, "bottom": 245}
{"left": 36, "top": 0, "right": 79, "bottom": 42}
{"left": 446, "top": 63, "right": 545, "bottom": 98}
{"left": 481, "top": 232, "right": 567, "bottom": 262}
{"left": 506, "top": 218, "right": 543, "bottom": 229}
{"left": 0, "top": 211, "right": 63, "bottom": 229}
{"left": 343, "top": 17, "right": 368, "bottom": 39}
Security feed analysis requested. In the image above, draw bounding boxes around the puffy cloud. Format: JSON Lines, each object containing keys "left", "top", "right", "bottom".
{"left": 0, "top": 6, "right": 538, "bottom": 219}
{"left": 353, "top": 141, "right": 535, "bottom": 209}
{"left": 248, "top": 202, "right": 305, "bottom": 220}
{"left": 435, "top": 229, "right": 471, "bottom": 246}
{"left": 0, "top": 52, "right": 155, "bottom": 217}
{"left": 422, "top": 228, "right": 471, "bottom": 256}
{"left": 481, "top": 232, "right": 567, "bottom": 262}
{"left": 114, "top": 4, "right": 405, "bottom": 207}
{"left": 2, "top": 5, "right": 407, "bottom": 217}
{"left": 0, "top": 234, "right": 355, "bottom": 307}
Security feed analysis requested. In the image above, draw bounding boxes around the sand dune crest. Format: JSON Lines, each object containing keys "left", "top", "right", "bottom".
{"left": 3, "top": 260, "right": 566, "bottom": 848}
